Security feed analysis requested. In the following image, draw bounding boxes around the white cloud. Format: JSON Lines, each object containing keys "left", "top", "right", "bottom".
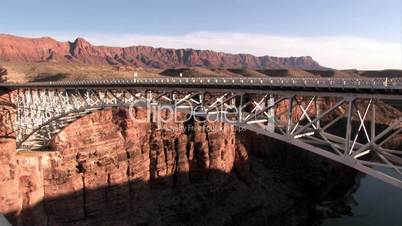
{"left": 24, "top": 32, "right": 402, "bottom": 70}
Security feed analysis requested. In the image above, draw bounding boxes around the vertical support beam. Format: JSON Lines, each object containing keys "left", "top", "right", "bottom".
{"left": 199, "top": 93, "right": 204, "bottom": 106}
{"left": 345, "top": 98, "right": 354, "bottom": 154}
{"left": 315, "top": 97, "right": 321, "bottom": 129}
{"left": 146, "top": 90, "right": 155, "bottom": 123}
{"left": 198, "top": 93, "right": 204, "bottom": 113}
{"left": 286, "top": 96, "right": 294, "bottom": 134}
{"left": 267, "top": 95, "right": 275, "bottom": 132}
{"left": 15, "top": 89, "right": 20, "bottom": 142}
{"left": 230, "top": 92, "right": 236, "bottom": 108}
{"left": 238, "top": 94, "right": 243, "bottom": 122}
{"left": 259, "top": 95, "right": 266, "bottom": 112}
{"left": 371, "top": 100, "right": 376, "bottom": 141}
{"left": 171, "top": 91, "right": 176, "bottom": 104}
{"left": 146, "top": 90, "right": 152, "bottom": 102}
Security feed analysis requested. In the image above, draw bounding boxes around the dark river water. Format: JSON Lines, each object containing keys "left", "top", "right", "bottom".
{"left": 322, "top": 171, "right": 402, "bottom": 226}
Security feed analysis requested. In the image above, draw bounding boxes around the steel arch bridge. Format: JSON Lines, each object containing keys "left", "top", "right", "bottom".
{"left": 1, "top": 77, "right": 402, "bottom": 189}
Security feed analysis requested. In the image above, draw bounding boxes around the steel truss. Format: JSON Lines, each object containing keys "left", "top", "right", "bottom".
{"left": 0, "top": 93, "right": 15, "bottom": 139}
{"left": 5, "top": 87, "right": 402, "bottom": 188}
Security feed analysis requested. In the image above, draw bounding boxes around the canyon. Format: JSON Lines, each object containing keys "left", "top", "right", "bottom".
{"left": 1, "top": 34, "right": 401, "bottom": 226}
{"left": 0, "top": 91, "right": 362, "bottom": 226}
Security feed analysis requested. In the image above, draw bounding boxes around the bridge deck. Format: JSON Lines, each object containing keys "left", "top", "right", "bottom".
{"left": 2, "top": 77, "right": 402, "bottom": 99}
{"left": 0, "top": 76, "right": 401, "bottom": 89}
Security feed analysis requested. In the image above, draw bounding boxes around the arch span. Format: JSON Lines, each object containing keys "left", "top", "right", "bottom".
{"left": 6, "top": 87, "right": 402, "bottom": 189}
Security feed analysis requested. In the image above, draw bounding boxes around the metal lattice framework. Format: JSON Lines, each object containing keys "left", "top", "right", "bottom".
{"left": 2, "top": 77, "right": 402, "bottom": 188}
{"left": 0, "top": 92, "right": 15, "bottom": 139}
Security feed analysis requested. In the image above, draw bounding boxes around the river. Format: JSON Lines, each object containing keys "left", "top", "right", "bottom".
{"left": 322, "top": 170, "right": 402, "bottom": 226}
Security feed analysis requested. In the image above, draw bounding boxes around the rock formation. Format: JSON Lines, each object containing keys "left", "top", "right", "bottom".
{"left": 0, "top": 105, "right": 360, "bottom": 226}
{"left": 0, "top": 34, "right": 325, "bottom": 70}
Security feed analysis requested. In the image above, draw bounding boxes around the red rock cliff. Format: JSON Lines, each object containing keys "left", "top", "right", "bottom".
{"left": 0, "top": 34, "right": 325, "bottom": 69}
{"left": 0, "top": 104, "right": 362, "bottom": 225}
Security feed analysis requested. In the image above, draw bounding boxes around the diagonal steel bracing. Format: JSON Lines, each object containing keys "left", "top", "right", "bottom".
{"left": 1, "top": 79, "right": 402, "bottom": 189}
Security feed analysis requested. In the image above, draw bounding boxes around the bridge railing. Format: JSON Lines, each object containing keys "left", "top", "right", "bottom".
{"left": 1, "top": 77, "right": 402, "bottom": 91}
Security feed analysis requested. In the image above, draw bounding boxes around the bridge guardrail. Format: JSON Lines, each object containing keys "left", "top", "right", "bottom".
{"left": 1, "top": 77, "right": 402, "bottom": 92}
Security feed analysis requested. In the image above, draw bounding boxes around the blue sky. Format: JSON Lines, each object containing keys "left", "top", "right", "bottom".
{"left": 1, "top": 0, "right": 401, "bottom": 69}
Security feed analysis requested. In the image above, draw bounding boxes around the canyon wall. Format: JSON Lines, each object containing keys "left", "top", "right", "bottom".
{"left": 0, "top": 34, "right": 325, "bottom": 70}
{"left": 0, "top": 105, "right": 359, "bottom": 226}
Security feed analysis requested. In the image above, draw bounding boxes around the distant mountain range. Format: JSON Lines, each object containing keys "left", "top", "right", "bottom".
{"left": 0, "top": 34, "right": 326, "bottom": 70}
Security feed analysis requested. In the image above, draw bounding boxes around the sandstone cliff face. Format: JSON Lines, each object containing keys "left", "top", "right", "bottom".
{"left": 0, "top": 35, "right": 70, "bottom": 63}
{"left": 42, "top": 108, "right": 242, "bottom": 225}
{"left": 0, "top": 105, "right": 359, "bottom": 226}
{"left": 0, "top": 34, "right": 325, "bottom": 69}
